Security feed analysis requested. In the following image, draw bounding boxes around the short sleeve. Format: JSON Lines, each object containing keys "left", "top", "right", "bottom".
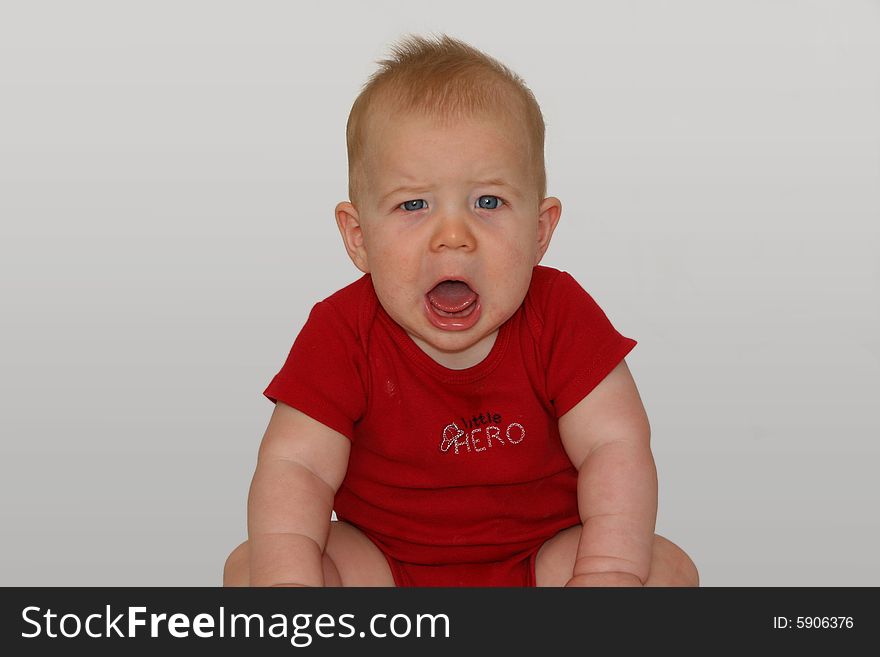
{"left": 540, "top": 271, "right": 638, "bottom": 418}
{"left": 263, "top": 300, "right": 367, "bottom": 441}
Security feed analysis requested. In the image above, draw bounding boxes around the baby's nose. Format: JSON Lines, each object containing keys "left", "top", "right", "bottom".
{"left": 430, "top": 214, "right": 476, "bottom": 251}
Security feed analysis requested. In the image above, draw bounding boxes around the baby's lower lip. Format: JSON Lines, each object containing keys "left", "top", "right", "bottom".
{"left": 423, "top": 296, "right": 482, "bottom": 331}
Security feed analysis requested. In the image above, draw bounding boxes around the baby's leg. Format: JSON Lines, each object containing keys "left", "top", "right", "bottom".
{"left": 223, "top": 520, "right": 395, "bottom": 587}
{"left": 535, "top": 525, "right": 699, "bottom": 587}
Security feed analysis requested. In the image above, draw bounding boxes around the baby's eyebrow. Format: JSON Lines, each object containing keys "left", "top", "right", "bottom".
{"left": 380, "top": 185, "right": 431, "bottom": 203}
{"left": 471, "top": 178, "right": 523, "bottom": 200}
{"left": 471, "top": 177, "right": 515, "bottom": 189}
{"left": 380, "top": 178, "right": 520, "bottom": 203}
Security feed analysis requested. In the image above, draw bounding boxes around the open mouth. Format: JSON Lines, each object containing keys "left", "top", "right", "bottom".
{"left": 427, "top": 280, "right": 478, "bottom": 314}
{"left": 424, "top": 279, "right": 481, "bottom": 330}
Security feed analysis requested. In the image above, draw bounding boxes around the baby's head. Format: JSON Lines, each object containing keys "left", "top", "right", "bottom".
{"left": 335, "top": 34, "right": 562, "bottom": 368}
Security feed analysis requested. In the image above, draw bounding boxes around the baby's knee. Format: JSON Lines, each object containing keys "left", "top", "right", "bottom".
{"left": 223, "top": 540, "right": 250, "bottom": 587}
{"left": 677, "top": 547, "right": 700, "bottom": 587}
{"left": 222, "top": 539, "right": 343, "bottom": 587}
{"left": 655, "top": 535, "right": 699, "bottom": 587}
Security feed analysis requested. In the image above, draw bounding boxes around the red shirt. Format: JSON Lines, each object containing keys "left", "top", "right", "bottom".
{"left": 264, "top": 265, "right": 637, "bottom": 565}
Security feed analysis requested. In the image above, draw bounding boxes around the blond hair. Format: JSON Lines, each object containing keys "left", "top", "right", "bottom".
{"left": 345, "top": 33, "right": 547, "bottom": 208}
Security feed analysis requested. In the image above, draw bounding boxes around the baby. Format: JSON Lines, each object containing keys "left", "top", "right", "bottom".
{"left": 224, "top": 34, "right": 698, "bottom": 587}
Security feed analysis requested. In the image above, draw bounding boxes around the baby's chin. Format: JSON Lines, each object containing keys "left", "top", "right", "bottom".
{"left": 409, "top": 302, "right": 513, "bottom": 354}
{"left": 415, "top": 327, "right": 488, "bottom": 352}
{"left": 407, "top": 327, "right": 499, "bottom": 369}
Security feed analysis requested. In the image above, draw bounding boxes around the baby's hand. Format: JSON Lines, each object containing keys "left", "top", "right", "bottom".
{"left": 565, "top": 572, "right": 643, "bottom": 588}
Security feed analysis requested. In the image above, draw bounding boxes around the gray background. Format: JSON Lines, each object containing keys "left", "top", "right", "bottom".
{"left": 1, "top": 0, "right": 877, "bottom": 586}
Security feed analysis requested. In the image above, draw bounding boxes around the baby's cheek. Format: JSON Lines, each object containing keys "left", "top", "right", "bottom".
{"left": 371, "top": 254, "right": 419, "bottom": 299}
{"left": 365, "top": 241, "right": 400, "bottom": 270}
{"left": 500, "top": 246, "right": 537, "bottom": 296}
{"left": 494, "top": 236, "right": 536, "bottom": 272}
{"left": 380, "top": 249, "right": 420, "bottom": 280}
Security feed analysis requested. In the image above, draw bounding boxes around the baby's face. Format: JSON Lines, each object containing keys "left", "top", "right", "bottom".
{"left": 336, "top": 111, "right": 561, "bottom": 368}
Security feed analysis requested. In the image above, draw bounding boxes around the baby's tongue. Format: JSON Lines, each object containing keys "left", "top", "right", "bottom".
{"left": 427, "top": 280, "right": 477, "bottom": 313}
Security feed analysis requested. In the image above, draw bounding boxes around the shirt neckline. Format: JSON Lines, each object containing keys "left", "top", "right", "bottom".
{"left": 374, "top": 290, "right": 513, "bottom": 385}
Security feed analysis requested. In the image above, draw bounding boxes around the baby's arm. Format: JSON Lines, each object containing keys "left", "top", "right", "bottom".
{"left": 247, "top": 401, "right": 350, "bottom": 587}
{"left": 558, "top": 359, "right": 657, "bottom": 587}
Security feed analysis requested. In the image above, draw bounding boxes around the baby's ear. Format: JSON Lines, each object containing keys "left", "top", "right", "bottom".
{"left": 535, "top": 197, "right": 562, "bottom": 264}
{"left": 335, "top": 201, "right": 370, "bottom": 273}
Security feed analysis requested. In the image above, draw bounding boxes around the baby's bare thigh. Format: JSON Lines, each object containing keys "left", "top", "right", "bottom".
{"left": 223, "top": 520, "right": 394, "bottom": 587}
{"left": 534, "top": 525, "right": 581, "bottom": 587}
{"left": 324, "top": 520, "right": 395, "bottom": 586}
{"left": 535, "top": 526, "right": 700, "bottom": 587}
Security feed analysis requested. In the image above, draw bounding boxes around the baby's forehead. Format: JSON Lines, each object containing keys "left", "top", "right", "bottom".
{"left": 367, "top": 112, "right": 530, "bottom": 161}
{"left": 369, "top": 103, "right": 525, "bottom": 134}
{"left": 358, "top": 102, "right": 537, "bottom": 192}
{"left": 371, "top": 149, "right": 529, "bottom": 185}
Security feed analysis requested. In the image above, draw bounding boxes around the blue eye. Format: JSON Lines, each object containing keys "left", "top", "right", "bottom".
{"left": 398, "top": 196, "right": 505, "bottom": 212}
{"left": 399, "top": 199, "right": 427, "bottom": 212}
{"left": 477, "top": 195, "right": 504, "bottom": 210}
